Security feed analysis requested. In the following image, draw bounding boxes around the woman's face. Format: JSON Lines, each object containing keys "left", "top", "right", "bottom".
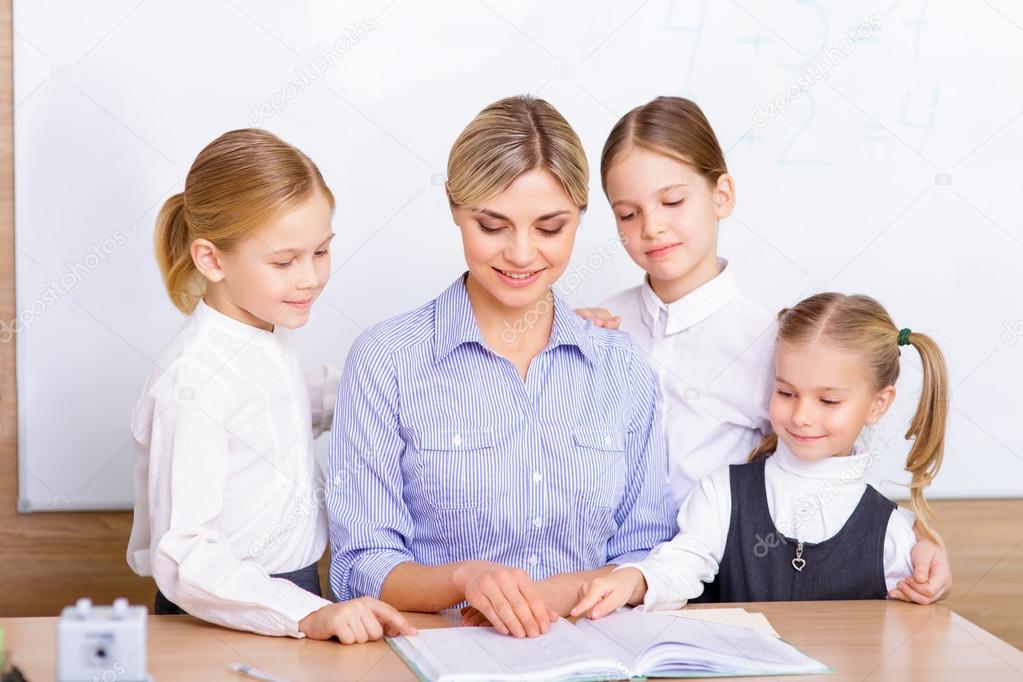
{"left": 451, "top": 167, "right": 581, "bottom": 311}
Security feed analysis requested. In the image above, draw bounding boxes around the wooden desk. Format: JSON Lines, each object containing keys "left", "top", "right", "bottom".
{"left": 3, "top": 601, "right": 1022, "bottom": 681}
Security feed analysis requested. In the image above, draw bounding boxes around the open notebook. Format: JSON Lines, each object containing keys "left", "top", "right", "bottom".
{"left": 388, "top": 609, "right": 830, "bottom": 681}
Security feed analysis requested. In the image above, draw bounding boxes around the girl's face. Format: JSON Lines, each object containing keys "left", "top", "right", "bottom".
{"left": 451, "top": 167, "right": 580, "bottom": 312}
{"left": 195, "top": 190, "right": 335, "bottom": 331}
{"left": 604, "top": 146, "right": 734, "bottom": 296}
{"left": 770, "top": 339, "right": 896, "bottom": 461}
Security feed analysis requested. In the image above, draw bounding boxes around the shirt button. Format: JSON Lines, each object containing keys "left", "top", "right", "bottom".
{"left": 532, "top": 470, "right": 542, "bottom": 483}
{"left": 532, "top": 516, "right": 542, "bottom": 529}
{"left": 451, "top": 434, "right": 462, "bottom": 447}
{"left": 528, "top": 555, "right": 539, "bottom": 566}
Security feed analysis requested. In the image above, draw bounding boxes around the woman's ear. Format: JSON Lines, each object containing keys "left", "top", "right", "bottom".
{"left": 714, "top": 173, "right": 736, "bottom": 219}
{"left": 866, "top": 385, "right": 897, "bottom": 425}
{"left": 191, "top": 238, "right": 226, "bottom": 283}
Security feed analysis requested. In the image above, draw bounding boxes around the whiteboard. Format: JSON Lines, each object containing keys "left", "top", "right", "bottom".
{"left": 14, "top": 0, "right": 1023, "bottom": 511}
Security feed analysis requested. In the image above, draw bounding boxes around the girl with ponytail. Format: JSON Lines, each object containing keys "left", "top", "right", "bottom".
{"left": 572, "top": 292, "right": 950, "bottom": 616}
{"left": 128, "top": 129, "right": 415, "bottom": 643}
{"left": 575, "top": 95, "right": 950, "bottom": 604}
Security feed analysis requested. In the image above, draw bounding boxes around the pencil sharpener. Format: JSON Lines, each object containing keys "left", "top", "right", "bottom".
{"left": 57, "top": 598, "right": 148, "bottom": 682}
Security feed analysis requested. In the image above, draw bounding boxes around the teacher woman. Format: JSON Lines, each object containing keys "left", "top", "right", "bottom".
{"left": 326, "top": 95, "right": 676, "bottom": 639}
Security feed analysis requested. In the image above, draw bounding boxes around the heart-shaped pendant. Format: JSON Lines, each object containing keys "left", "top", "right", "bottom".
{"left": 791, "top": 557, "right": 806, "bottom": 572}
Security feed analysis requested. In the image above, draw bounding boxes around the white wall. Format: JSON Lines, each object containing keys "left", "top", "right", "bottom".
{"left": 14, "top": 0, "right": 1023, "bottom": 511}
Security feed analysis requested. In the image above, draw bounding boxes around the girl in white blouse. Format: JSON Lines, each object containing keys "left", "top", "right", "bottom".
{"left": 576, "top": 96, "right": 951, "bottom": 604}
{"left": 127, "top": 129, "right": 415, "bottom": 643}
{"left": 571, "top": 293, "right": 949, "bottom": 615}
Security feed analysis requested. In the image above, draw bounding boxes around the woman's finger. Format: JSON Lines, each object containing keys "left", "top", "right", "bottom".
{"left": 517, "top": 577, "right": 551, "bottom": 629}
{"left": 491, "top": 584, "right": 531, "bottom": 642}
{"left": 472, "top": 593, "right": 511, "bottom": 636}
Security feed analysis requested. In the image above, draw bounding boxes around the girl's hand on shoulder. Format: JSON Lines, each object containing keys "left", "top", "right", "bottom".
{"left": 574, "top": 307, "right": 622, "bottom": 330}
{"left": 299, "top": 597, "right": 417, "bottom": 644}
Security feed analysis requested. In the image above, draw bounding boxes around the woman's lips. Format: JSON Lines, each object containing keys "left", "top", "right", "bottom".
{"left": 493, "top": 267, "right": 544, "bottom": 287}
{"left": 645, "top": 243, "right": 681, "bottom": 259}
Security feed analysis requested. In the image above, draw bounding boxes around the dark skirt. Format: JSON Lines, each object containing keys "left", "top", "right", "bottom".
{"left": 154, "top": 561, "right": 323, "bottom": 615}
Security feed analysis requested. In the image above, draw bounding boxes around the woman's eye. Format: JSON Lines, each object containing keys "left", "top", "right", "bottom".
{"left": 314, "top": 249, "right": 328, "bottom": 257}
{"left": 537, "top": 227, "right": 563, "bottom": 237}
{"left": 272, "top": 260, "right": 293, "bottom": 269}
{"left": 821, "top": 399, "right": 841, "bottom": 406}
{"left": 664, "top": 199, "right": 684, "bottom": 207}
{"left": 478, "top": 224, "right": 504, "bottom": 234}
{"left": 775, "top": 389, "right": 793, "bottom": 398}
{"left": 618, "top": 212, "right": 636, "bottom": 222}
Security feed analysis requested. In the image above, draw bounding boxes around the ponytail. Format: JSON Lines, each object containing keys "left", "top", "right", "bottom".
{"left": 901, "top": 331, "right": 949, "bottom": 543}
{"left": 154, "top": 192, "right": 202, "bottom": 314}
{"left": 152, "top": 128, "right": 335, "bottom": 315}
{"left": 747, "top": 431, "right": 778, "bottom": 463}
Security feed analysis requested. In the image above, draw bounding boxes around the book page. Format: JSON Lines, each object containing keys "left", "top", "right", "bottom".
{"left": 576, "top": 610, "right": 829, "bottom": 676}
{"left": 389, "top": 619, "right": 628, "bottom": 682}
{"left": 655, "top": 607, "right": 780, "bottom": 637}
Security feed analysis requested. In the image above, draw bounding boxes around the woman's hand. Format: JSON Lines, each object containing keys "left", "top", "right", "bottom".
{"left": 570, "top": 568, "right": 647, "bottom": 620}
{"left": 453, "top": 561, "right": 559, "bottom": 638}
{"left": 574, "top": 307, "right": 621, "bottom": 330}
{"left": 298, "top": 597, "right": 417, "bottom": 644}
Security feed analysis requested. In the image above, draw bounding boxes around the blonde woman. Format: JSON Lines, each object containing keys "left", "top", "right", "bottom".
{"left": 327, "top": 96, "right": 677, "bottom": 639}
{"left": 128, "top": 129, "right": 416, "bottom": 643}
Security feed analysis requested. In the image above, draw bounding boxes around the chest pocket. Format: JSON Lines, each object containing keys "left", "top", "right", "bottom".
{"left": 572, "top": 430, "right": 628, "bottom": 508}
{"left": 412, "top": 428, "right": 507, "bottom": 510}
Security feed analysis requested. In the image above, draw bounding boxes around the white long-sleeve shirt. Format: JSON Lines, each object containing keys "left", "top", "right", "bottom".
{"left": 621, "top": 440, "right": 918, "bottom": 610}
{"left": 601, "top": 259, "right": 776, "bottom": 504}
{"left": 127, "top": 300, "right": 342, "bottom": 637}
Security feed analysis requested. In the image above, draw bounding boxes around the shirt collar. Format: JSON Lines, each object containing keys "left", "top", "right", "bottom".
{"left": 639, "top": 258, "right": 740, "bottom": 336}
{"left": 771, "top": 437, "right": 873, "bottom": 483}
{"left": 434, "top": 273, "right": 597, "bottom": 365}
{"left": 193, "top": 298, "right": 280, "bottom": 350}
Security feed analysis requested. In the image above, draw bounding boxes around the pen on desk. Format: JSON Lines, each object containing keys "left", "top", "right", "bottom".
{"left": 228, "top": 662, "right": 293, "bottom": 682}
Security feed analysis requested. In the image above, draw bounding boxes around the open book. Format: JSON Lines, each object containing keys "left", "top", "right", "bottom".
{"left": 388, "top": 609, "right": 830, "bottom": 681}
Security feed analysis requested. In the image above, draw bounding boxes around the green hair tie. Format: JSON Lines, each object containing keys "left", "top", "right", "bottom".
{"left": 897, "top": 328, "right": 912, "bottom": 346}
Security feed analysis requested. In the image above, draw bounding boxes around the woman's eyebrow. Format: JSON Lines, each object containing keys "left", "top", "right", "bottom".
{"left": 472, "top": 208, "right": 570, "bottom": 221}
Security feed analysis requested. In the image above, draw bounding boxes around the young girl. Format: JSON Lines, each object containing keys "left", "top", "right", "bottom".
{"left": 126, "top": 128, "right": 416, "bottom": 643}
{"left": 576, "top": 96, "right": 951, "bottom": 603}
{"left": 571, "top": 293, "right": 948, "bottom": 616}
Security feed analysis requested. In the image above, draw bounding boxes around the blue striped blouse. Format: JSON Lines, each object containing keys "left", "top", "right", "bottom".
{"left": 326, "top": 274, "right": 676, "bottom": 602}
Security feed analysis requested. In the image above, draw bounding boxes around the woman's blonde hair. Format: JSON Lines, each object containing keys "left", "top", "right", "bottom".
{"left": 748, "top": 293, "right": 949, "bottom": 541}
{"left": 446, "top": 95, "right": 588, "bottom": 211}
{"left": 154, "top": 128, "right": 335, "bottom": 314}
{"left": 600, "top": 96, "right": 727, "bottom": 195}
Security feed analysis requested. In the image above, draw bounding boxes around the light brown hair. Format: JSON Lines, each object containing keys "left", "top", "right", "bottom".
{"left": 748, "top": 293, "right": 949, "bottom": 540}
{"left": 155, "top": 128, "right": 335, "bottom": 314}
{"left": 600, "top": 96, "right": 727, "bottom": 194}
{"left": 447, "top": 95, "right": 588, "bottom": 211}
